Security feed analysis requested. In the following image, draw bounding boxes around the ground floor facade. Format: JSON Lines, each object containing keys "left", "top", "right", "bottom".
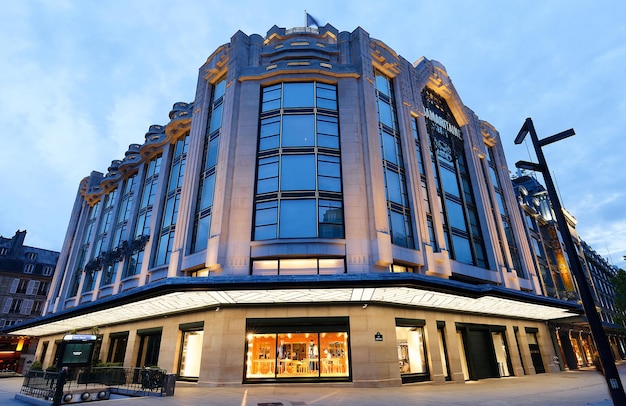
{"left": 33, "top": 304, "right": 560, "bottom": 387}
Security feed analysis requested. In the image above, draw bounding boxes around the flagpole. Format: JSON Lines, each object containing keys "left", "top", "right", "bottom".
{"left": 304, "top": 10, "right": 307, "bottom": 27}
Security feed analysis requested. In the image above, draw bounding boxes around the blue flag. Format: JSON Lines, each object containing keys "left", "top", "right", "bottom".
{"left": 306, "top": 12, "right": 321, "bottom": 27}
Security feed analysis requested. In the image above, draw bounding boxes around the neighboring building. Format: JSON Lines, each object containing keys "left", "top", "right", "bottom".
{"left": 580, "top": 241, "right": 625, "bottom": 359}
{"left": 4, "top": 23, "right": 583, "bottom": 387}
{"left": 512, "top": 173, "right": 626, "bottom": 370}
{"left": 0, "top": 230, "right": 58, "bottom": 372}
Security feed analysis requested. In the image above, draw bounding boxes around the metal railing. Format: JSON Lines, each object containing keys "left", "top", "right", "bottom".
{"left": 21, "top": 367, "right": 175, "bottom": 404}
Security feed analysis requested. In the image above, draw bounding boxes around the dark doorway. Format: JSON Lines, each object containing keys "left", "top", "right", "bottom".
{"left": 136, "top": 330, "right": 162, "bottom": 368}
{"left": 559, "top": 330, "right": 578, "bottom": 370}
{"left": 526, "top": 329, "right": 545, "bottom": 373}
{"left": 466, "top": 329, "right": 500, "bottom": 379}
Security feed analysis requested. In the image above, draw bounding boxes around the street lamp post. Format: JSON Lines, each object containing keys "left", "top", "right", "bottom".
{"left": 514, "top": 117, "right": 626, "bottom": 404}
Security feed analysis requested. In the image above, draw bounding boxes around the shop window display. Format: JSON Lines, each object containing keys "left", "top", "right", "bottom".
{"left": 395, "top": 326, "right": 428, "bottom": 376}
{"left": 245, "top": 331, "right": 349, "bottom": 380}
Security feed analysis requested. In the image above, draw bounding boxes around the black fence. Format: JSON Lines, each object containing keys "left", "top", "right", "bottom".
{"left": 20, "top": 367, "right": 175, "bottom": 404}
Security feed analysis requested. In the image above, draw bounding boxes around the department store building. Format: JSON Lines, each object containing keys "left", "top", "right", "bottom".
{"left": 5, "top": 23, "right": 582, "bottom": 387}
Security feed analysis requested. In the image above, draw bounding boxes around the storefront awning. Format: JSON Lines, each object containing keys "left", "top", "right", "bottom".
{"left": 3, "top": 273, "right": 583, "bottom": 337}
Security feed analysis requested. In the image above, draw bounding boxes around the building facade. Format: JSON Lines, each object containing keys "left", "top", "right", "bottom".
{"left": 0, "top": 230, "right": 58, "bottom": 372}
{"left": 6, "top": 24, "right": 583, "bottom": 387}
{"left": 512, "top": 173, "right": 626, "bottom": 370}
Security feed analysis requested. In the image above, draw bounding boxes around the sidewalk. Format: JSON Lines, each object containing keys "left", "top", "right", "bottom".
{"left": 2, "top": 364, "right": 623, "bottom": 406}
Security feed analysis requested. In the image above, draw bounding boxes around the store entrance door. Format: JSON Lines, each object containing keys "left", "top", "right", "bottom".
{"left": 466, "top": 329, "right": 500, "bottom": 379}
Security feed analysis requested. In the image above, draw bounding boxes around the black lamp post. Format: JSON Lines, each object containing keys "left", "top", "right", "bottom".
{"left": 514, "top": 117, "right": 626, "bottom": 404}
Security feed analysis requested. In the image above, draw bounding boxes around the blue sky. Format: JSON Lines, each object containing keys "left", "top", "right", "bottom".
{"left": 1, "top": 0, "right": 625, "bottom": 269}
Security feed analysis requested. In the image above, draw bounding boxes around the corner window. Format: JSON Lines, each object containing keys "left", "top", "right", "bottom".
{"left": 254, "top": 82, "right": 344, "bottom": 240}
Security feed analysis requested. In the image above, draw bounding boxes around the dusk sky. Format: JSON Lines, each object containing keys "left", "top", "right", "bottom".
{"left": 1, "top": 0, "right": 625, "bottom": 269}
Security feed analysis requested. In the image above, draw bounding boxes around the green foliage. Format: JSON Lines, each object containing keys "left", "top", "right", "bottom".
{"left": 30, "top": 361, "right": 42, "bottom": 371}
{"left": 611, "top": 269, "right": 626, "bottom": 333}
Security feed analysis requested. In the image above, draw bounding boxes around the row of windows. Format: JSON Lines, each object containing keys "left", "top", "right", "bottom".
{"left": 254, "top": 82, "right": 344, "bottom": 241}
{"left": 1, "top": 298, "right": 44, "bottom": 315}
{"left": 66, "top": 73, "right": 523, "bottom": 297}
{"left": 9, "top": 279, "right": 50, "bottom": 296}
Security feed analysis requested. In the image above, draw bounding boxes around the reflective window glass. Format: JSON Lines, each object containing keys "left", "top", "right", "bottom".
{"left": 316, "top": 83, "right": 337, "bottom": 110}
{"left": 390, "top": 210, "right": 408, "bottom": 246}
{"left": 282, "top": 115, "right": 315, "bottom": 147}
{"left": 259, "top": 117, "right": 280, "bottom": 151}
{"left": 378, "top": 100, "right": 394, "bottom": 128}
{"left": 209, "top": 104, "right": 223, "bottom": 133}
{"left": 385, "top": 170, "right": 403, "bottom": 205}
{"left": 279, "top": 200, "right": 316, "bottom": 238}
{"left": 318, "top": 155, "right": 341, "bottom": 192}
{"left": 199, "top": 174, "right": 216, "bottom": 209}
{"left": 284, "top": 83, "right": 314, "bottom": 108}
{"left": 257, "top": 156, "right": 279, "bottom": 194}
{"left": 452, "top": 235, "right": 473, "bottom": 264}
{"left": 193, "top": 214, "right": 211, "bottom": 251}
{"left": 262, "top": 85, "right": 281, "bottom": 112}
{"left": 281, "top": 155, "right": 316, "bottom": 191}
{"left": 319, "top": 200, "right": 344, "bottom": 238}
{"left": 206, "top": 136, "right": 220, "bottom": 168}
{"left": 440, "top": 166, "right": 460, "bottom": 197}
{"left": 375, "top": 74, "right": 390, "bottom": 97}
{"left": 446, "top": 199, "right": 467, "bottom": 231}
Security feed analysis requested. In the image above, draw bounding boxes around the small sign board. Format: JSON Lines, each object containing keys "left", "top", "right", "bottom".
{"left": 374, "top": 332, "right": 383, "bottom": 341}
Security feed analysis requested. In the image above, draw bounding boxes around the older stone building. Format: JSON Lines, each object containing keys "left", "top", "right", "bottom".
{"left": 0, "top": 230, "right": 58, "bottom": 372}
{"left": 5, "top": 23, "right": 581, "bottom": 387}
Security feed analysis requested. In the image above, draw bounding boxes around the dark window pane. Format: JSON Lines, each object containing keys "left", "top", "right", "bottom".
{"left": 213, "top": 80, "right": 226, "bottom": 100}
{"left": 282, "top": 115, "right": 315, "bottom": 147}
{"left": 382, "top": 131, "right": 399, "bottom": 164}
{"left": 199, "top": 174, "right": 216, "bottom": 209}
{"left": 281, "top": 155, "right": 316, "bottom": 191}
{"left": 446, "top": 199, "right": 467, "bottom": 232}
{"left": 440, "top": 166, "right": 460, "bottom": 197}
{"left": 319, "top": 200, "right": 344, "bottom": 238}
{"left": 375, "top": 74, "right": 390, "bottom": 97}
{"left": 206, "top": 136, "right": 220, "bottom": 168}
{"left": 385, "top": 170, "right": 404, "bottom": 205}
{"left": 279, "top": 200, "right": 317, "bottom": 238}
{"left": 262, "top": 85, "right": 281, "bottom": 112}
{"left": 193, "top": 214, "right": 211, "bottom": 251}
{"left": 452, "top": 235, "right": 473, "bottom": 264}
{"left": 317, "top": 116, "right": 338, "bottom": 135}
{"left": 378, "top": 100, "right": 394, "bottom": 128}
{"left": 255, "top": 202, "right": 278, "bottom": 226}
{"left": 283, "top": 83, "right": 314, "bottom": 108}
{"left": 318, "top": 155, "right": 341, "bottom": 192}
{"left": 390, "top": 210, "right": 409, "bottom": 247}
{"left": 209, "top": 104, "right": 223, "bottom": 133}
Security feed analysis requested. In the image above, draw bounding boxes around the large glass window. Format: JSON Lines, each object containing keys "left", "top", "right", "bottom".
{"left": 245, "top": 318, "right": 349, "bottom": 381}
{"left": 254, "top": 82, "right": 344, "bottom": 240}
{"left": 191, "top": 79, "right": 225, "bottom": 253}
{"left": 375, "top": 71, "right": 414, "bottom": 249}
{"left": 154, "top": 136, "right": 188, "bottom": 266}
{"left": 125, "top": 154, "right": 162, "bottom": 277}
{"left": 422, "top": 89, "right": 486, "bottom": 268}
{"left": 488, "top": 147, "right": 524, "bottom": 277}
